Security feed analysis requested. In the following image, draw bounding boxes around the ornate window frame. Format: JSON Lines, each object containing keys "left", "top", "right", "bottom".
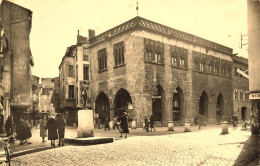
{"left": 97, "top": 48, "right": 107, "bottom": 72}
{"left": 114, "top": 41, "right": 125, "bottom": 67}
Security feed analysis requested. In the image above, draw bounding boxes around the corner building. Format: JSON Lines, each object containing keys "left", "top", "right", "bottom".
{"left": 88, "top": 17, "right": 233, "bottom": 126}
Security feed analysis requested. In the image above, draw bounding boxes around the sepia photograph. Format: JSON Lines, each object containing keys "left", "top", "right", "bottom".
{"left": 0, "top": 0, "right": 259, "bottom": 165}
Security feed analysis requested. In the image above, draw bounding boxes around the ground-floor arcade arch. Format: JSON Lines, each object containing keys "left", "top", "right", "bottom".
{"left": 114, "top": 88, "right": 132, "bottom": 118}
{"left": 152, "top": 85, "right": 165, "bottom": 121}
{"left": 199, "top": 91, "right": 208, "bottom": 121}
{"left": 95, "top": 92, "right": 110, "bottom": 122}
{"left": 172, "top": 87, "right": 184, "bottom": 121}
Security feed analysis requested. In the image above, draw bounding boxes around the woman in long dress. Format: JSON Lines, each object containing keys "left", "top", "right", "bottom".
{"left": 39, "top": 116, "right": 47, "bottom": 143}
{"left": 120, "top": 112, "right": 129, "bottom": 138}
{"left": 46, "top": 116, "right": 58, "bottom": 147}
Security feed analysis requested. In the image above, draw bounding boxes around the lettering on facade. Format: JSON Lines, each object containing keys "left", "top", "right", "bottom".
{"left": 249, "top": 93, "right": 260, "bottom": 100}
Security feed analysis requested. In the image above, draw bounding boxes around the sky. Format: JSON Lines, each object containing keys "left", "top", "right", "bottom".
{"left": 8, "top": 0, "right": 248, "bottom": 78}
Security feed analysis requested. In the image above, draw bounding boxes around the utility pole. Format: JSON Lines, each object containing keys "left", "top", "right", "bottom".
{"left": 240, "top": 32, "right": 248, "bottom": 49}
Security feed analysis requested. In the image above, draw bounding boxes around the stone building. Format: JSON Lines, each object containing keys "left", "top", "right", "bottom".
{"left": 57, "top": 33, "right": 90, "bottom": 126}
{"left": 232, "top": 55, "right": 250, "bottom": 121}
{"left": 0, "top": 0, "right": 34, "bottom": 124}
{"left": 85, "top": 16, "right": 233, "bottom": 126}
{"left": 59, "top": 45, "right": 77, "bottom": 125}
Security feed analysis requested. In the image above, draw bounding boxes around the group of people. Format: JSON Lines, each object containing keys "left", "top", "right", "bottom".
{"left": 16, "top": 118, "right": 32, "bottom": 145}
{"left": 193, "top": 115, "right": 207, "bottom": 129}
{"left": 144, "top": 115, "right": 155, "bottom": 132}
{"left": 4, "top": 113, "right": 66, "bottom": 147}
{"left": 42, "top": 113, "right": 66, "bottom": 147}
{"left": 99, "top": 112, "right": 129, "bottom": 138}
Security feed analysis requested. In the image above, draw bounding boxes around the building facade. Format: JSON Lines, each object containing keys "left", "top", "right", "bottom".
{"left": 0, "top": 0, "right": 34, "bottom": 124}
{"left": 39, "top": 78, "right": 55, "bottom": 116}
{"left": 232, "top": 55, "right": 250, "bottom": 121}
{"left": 247, "top": 0, "right": 260, "bottom": 134}
{"left": 85, "top": 17, "right": 233, "bottom": 126}
{"left": 59, "top": 46, "right": 77, "bottom": 126}
{"left": 51, "top": 77, "right": 60, "bottom": 112}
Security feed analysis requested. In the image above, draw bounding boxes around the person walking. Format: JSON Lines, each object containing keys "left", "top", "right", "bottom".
{"left": 232, "top": 113, "right": 238, "bottom": 129}
{"left": 39, "top": 116, "right": 47, "bottom": 143}
{"left": 112, "top": 116, "right": 119, "bottom": 130}
{"left": 56, "top": 113, "right": 66, "bottom": 146}
{"left": 144, "top": 116, "right": 149, "bottom": 132}
{"left": 46, "top": 116, "right": 58, "bottom": 147}
{"left": 24, "top": 119, "right": 32, "bottom": 144}
{"left": 16, "top": 118, "right": 26, "bottom": 145}
{"left": 150, "top": 115, "right": 155, "bottom": 132}
{"left": 120, "top": 112, "right": 129, "bottom": 138}
{"left": 104, "top": 117, "right": 110, "bottom": 131}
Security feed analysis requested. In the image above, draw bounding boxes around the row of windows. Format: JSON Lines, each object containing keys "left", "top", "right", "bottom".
{"left": 96, "top": 39, "right": 232, "bottom": 77}
{"left": 193, "top": 52, "right": 232, "bottom": 77}
{"left": 234, "top": 90, "right": 249, "bottom": 101}
{"left": 98, "top": 42, "right": 126, "bottom": 71}
{"left": 68, "top": 65, "right": 89, "bottom": 81}
{"left": 171, "top": 46, "right": 188, "bottom": 68}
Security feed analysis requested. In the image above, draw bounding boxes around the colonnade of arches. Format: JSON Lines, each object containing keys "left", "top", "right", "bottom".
{"left": 94, "top": 86, "right": 227, "bottom": 123}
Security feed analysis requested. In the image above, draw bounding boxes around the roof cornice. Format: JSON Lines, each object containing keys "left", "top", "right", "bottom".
{"left": 89, "top": 16, "right": 233, "bottom": 55}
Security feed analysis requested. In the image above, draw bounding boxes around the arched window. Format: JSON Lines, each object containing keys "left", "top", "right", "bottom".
{"left": 214, "top": 62, "right": 219, "bottom": 74}
{"left": 194, "top": 58, "right": 200, "bottom": 70}
{"left": 208, "top": 61, "right": 214, "bottom": 73}
{"left": 171, "top": 56, "right": 178, "bottom": 66}
{"left": 200, "top": 60, "right": 206, "bottom": 72}
{"left": 180, "top": 56, "right": 185, "bottom": 68}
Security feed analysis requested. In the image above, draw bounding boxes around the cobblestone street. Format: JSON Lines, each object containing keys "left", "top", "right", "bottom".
{"left": 11, "top": 126, "right": 253, "bottom": 166}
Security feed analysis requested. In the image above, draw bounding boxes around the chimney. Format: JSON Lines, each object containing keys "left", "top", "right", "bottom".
{"left": 88, "top": 29, "right": 95, "bottom": 39}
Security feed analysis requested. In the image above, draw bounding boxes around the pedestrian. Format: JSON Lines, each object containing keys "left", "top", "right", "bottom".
{"left": 56, "top": 113, "right": 66, "bottom": 146}
{"left": 198, "top": 114, "right": 203, "bottom": 130}
{"left": 104, "top": 117, "right": 110, "bottom": 131}
{"left": 39, "top": 116, "right": 47, "bottom": 143}
{"left": 24, "top": 119, "right": 32, "bottom": 144}
{"left": 46, "top": 116, "right": 58, "bottom": 147}
{"left": 97, "top": 118, "right": 101, "bottom": 129}
{"left": 144, "top": 116, "right": 149, "bottom": 132}
{"left": 119, "top": 112, "right": 129, "bottom": 138}
{"left": 193, "top": 115, "right": 198, "bottom": 125}
{"left": 232, "top": 113, "right": 238, "bottom": 129}
{"left": 113, "top": 116, "right": 119, "bottom": 130}
{"left": 16, "top": 119, "right": 26, "bottom": 145}
{"left": 5, "top": 116, "right": 14, "bottom": 143}
{"left": 150, "top": 115, "right": 155, "bottom": 132}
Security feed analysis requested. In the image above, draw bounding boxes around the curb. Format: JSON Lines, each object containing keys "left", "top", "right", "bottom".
{"left": 12, "top": 146, "right": 57, "bottom": 158}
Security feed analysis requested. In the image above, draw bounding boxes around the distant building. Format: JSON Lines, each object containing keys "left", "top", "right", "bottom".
{"left": 231, "top": 55, "right": 250, "bottom": 121}
{"left": 59, "top": 46, "right": 77, "bottom": 126}
{"left": 0, "top": 0, "right": 34, "bottom": 124}
{"left": 57, "top": 33, "right": 89, "bottom": 126}
{"left": 39, "top": 78, "right": 55, "bottom": 116}
{"left": 51, "top": 77, "right": 60, "bottom": 112}
{"left": 31, "top": 75, "right": 40, "bottom": 112}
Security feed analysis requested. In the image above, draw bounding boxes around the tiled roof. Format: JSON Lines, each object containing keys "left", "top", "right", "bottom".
{"left": 89, "top": 16, "right": 233, "bottom": 55}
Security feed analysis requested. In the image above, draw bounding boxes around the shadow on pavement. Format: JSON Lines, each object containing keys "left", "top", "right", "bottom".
{"left": 233, "top": 134, "right": 259, "bottom": 166}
